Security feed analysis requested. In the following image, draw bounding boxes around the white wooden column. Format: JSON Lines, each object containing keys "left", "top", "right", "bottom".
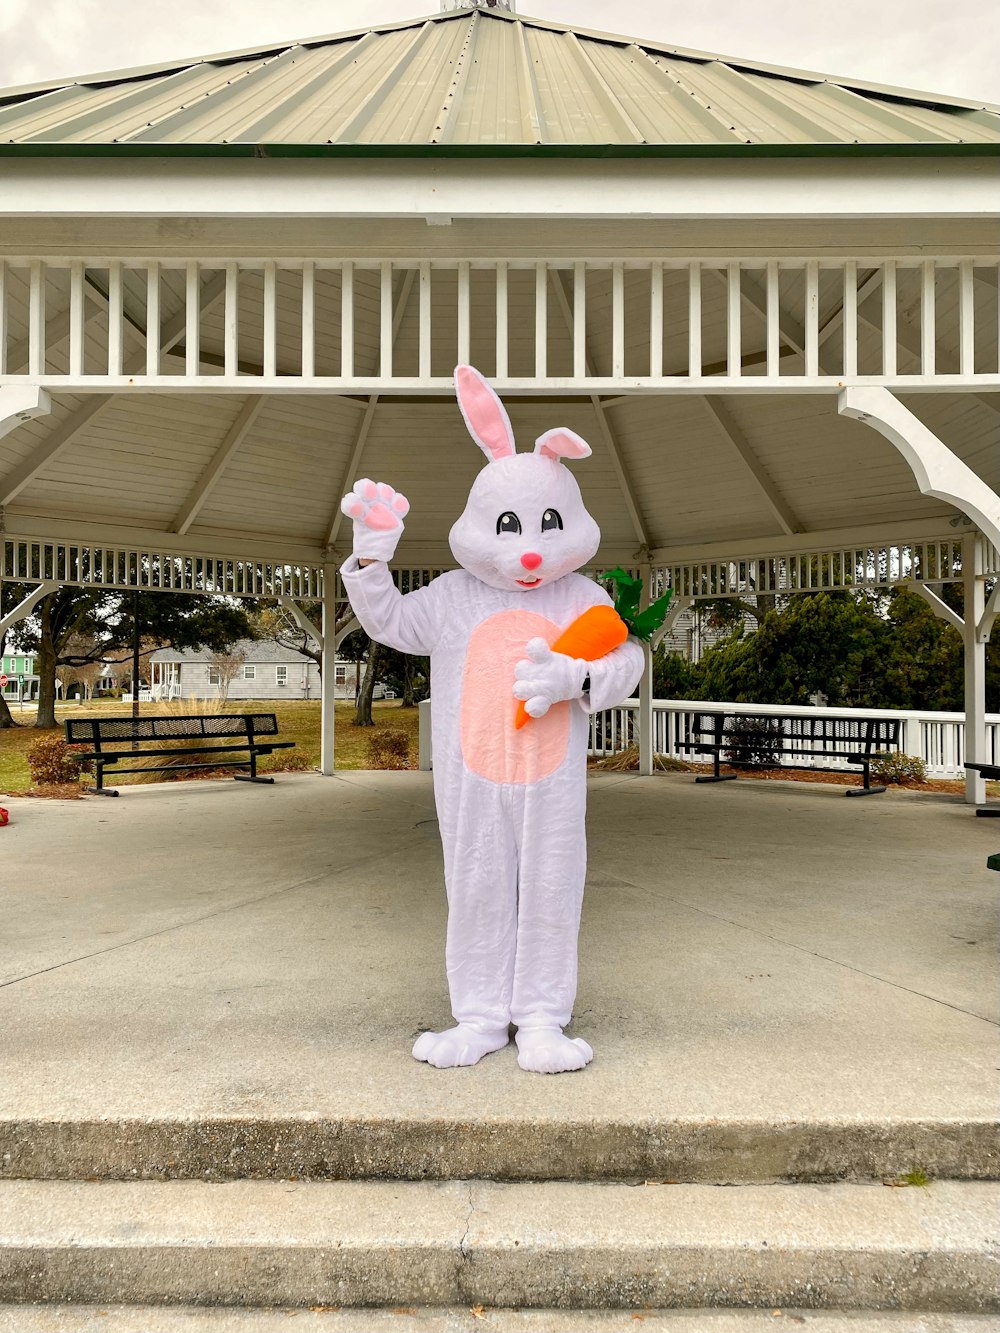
{"left": 963, "top": 534, "right": 987, "bottom": 807}
{"left": 637, "top": 563, "right": 654, "bottom": 777}
{"left": 320, "top": 564, "right": 337, "bottom": 776}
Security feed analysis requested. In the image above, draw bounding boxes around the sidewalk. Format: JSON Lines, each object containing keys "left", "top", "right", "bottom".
{"left": 0, "top": 771, "right": 996, "bottom": 1179}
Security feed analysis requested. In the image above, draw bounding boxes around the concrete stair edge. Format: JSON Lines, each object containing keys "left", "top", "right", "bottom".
{"left": 0, "top": 1179, "right": 996, "bottom": 1314}
{"left": 1, "top": 1116, "right": 997, "bottom": 1183}
{"left": 1, "top": 1305, "right": 998, "bottom": 1333}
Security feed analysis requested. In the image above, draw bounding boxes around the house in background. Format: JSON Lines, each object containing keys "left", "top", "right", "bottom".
{"left": 148, "top": 640, "right": 360, "bottom": 703}
{"left": 0, "top": 650, "right": 38, "bottom": 702}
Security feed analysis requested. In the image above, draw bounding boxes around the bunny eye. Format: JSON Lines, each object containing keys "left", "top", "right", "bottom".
{"left": 497, "top": 512, "right": 521, "bottom": 535}
{"left": 541, "top": 509, "right": 563, "bottom": 532}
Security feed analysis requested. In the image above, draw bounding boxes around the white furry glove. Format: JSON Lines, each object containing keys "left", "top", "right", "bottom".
{"left": 341, "top": 478, "right": 410, "bottom": 563}
{"left": 513, "top": 637, "right": 588, "bottom": 719}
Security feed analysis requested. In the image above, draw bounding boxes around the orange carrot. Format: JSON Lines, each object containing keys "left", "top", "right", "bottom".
{"left": 514, "top": 603, "right": 629, "bottom": 730}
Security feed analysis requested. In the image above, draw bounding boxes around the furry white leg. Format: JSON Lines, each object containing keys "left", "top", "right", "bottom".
{"left": 515, "top": 1026, "right": 593, "bottom": 1075}
{"left": 412, "top": 1024, "right": 510, "bottom": 1069}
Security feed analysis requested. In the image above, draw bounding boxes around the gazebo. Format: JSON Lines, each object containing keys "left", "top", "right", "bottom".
{"left": 0, "top": 0, "right": 997, "bottom": 794}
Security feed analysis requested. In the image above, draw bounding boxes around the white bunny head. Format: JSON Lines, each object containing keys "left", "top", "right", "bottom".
{"left": 448, "top": 365, "right": 601, "bottom": 593}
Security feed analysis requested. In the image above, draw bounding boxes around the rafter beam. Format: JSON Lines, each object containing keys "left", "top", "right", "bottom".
{"left": 856, "top": 282, "right": 998, "bottom": 415}
{"left": 0, "top": 275, "right": 227, "bottom": 508}
{"left": 172, "top": 397, "right": 265, "bottom": 536}
{"left": 701, "top": 397, "right": 801, "bottom": 536}
{"left": 324, "top": 270, "right": 416, "bottom": 550}
{"left": 715, "top": 269, "right": 806, "bottom": 358}
{"left": 5, "top": 291, "right": 105, "bottom": 374}
{"left": 552, "top": 273, "right": 650, "bottom": 551}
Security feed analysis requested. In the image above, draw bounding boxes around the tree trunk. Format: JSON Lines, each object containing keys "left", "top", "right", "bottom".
{"left": 401, "top": 654, "right": 416, "bottom": 708}
{"left": 0, "top": 632, "right": 17, "bottom": 728}
{"left": 34, "top": 596, "right": 58, "bottom": 729}
{"left": 354, "top": 641, "right": 381, "bottom": 727}
{"left": 0, "top": 691, "right": 16, "bottom": 728}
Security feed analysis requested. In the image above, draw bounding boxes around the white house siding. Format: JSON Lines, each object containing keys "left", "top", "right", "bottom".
{"left": 659, "top": 607, "right": 757, "bottom": 664}
{"left": 167, "top": 659, "right": 325, "bottom": 702}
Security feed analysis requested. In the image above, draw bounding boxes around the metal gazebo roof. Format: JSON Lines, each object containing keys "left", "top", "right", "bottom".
{"left": 1, "top": 5, "right": 998, "bottom": 155}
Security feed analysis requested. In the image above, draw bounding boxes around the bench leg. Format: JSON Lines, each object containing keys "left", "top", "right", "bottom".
{"left": 233, "top": 748, "right": 274, "bottom": 785}
{"left": 695, "top": 774, "right": 738, "bottom": 784}
{"left": 846, "top": 758, "right": 886, "bottom": 796}
{"left": 975, "top": 808, "right": 1000, "bottom": 817}
{"left": 85, "top": 761, "right": 119, "bottom": 797}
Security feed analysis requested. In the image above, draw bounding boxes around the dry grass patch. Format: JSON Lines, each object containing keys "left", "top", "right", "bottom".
{"left": 0, "top": 698, "right": 420, "bottom": 794}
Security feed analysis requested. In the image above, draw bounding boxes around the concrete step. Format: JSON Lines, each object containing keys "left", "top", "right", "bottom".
{"left": 2, "top": 1115, "right": 997, "bottom": 1184}
{"left": 2, "top": 1308, "right": 998, "bottom": 1333}
{"left": 0, "top": 1180, "right": 996, "bottom": 1314}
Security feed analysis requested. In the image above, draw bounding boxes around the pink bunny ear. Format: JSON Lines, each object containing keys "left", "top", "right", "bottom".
{"left": 534, "top": 428, "right": 592, "bottom": 463}
{"left": 455, "top": 365, "right": 516, "bottom": 463}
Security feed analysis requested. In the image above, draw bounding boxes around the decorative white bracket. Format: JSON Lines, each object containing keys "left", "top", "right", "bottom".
{"left": 838, "top": 387, "right": 1000, "bottom": 554}
{"left": 908, "top": 581, "right": 965, "bottom": 634}
{"left": 0, "top": 579, "right": 58, "bottom": 636}
{"left": 278, "top": 595, "right": 323, "bottom": 652}
{"left": 335, "top": 616, "right": 360, "bottom": 650}
{"left": 652, "top": 595, "right": 695, "bottom": 650}
{"left": 0, "top": 385, "right": 51, "bottom": 442}
{"left": 979, "top": 581, "right": 1000, "bottom": 645}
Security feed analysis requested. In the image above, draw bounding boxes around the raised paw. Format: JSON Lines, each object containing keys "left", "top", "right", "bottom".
{"left": 515, "top": 1027, "right": 593, "bottom": 1075}
{"left": 412, "top": 1024, "right": 510, "bottom": 1069}
{"left": 342, "top": 478, "right": 409, "bottom": 530}
{"left": 341, "top": 479, "right": 409, "bottom": 562}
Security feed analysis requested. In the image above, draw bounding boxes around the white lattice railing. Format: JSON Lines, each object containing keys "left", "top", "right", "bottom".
{"left": 1, "top": 256, "right": 997, "bottom": 393}
{"left": 652, "top": 539, "right": 968, "bottom": 597}
{"left": 1, "top": 535, "right": 323, "bottom": 600}
{"left": 587, "top": 699, "right": 1000, "bottom": 779}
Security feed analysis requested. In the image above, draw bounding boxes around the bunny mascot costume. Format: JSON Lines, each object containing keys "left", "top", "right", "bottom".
{"left": 340, "top": 366, "right": 644, "bottom": 1074}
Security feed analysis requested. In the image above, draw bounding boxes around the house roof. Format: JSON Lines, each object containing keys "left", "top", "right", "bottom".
{"left": 149, "top": 640, "right": 317, "bottom": 665}
{"left": 0, "top": 5, "right": 996, "bottom": 156}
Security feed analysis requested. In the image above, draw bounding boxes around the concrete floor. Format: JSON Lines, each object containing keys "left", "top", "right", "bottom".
{"left": 0, "top": 771, "right": 997, "bottom": 1131}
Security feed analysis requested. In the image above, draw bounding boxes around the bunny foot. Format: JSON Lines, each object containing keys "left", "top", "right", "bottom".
{"left": 412, "top": 1023, "right": 510, "bottom": 1069}
{"left": 515, "top": 1027, "right": 593, "bottom": 1075}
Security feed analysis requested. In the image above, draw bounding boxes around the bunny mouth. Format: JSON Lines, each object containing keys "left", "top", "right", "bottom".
{"left": 515, "top": 576, "right": 543, "bottom": 588}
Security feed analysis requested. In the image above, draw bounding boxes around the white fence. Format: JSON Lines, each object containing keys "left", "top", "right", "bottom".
{"left": 588, "top": 699, "right": 1000, "bottom": 778}
{"left": 416, "top": 697, "right": 997, "bottom": 777}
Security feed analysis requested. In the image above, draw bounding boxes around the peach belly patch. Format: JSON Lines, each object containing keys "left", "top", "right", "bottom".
{"left": 460, "top": 609, "right": 570, "bottom": 785}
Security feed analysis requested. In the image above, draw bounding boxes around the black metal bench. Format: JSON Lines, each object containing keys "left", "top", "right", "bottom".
{"left": 676, "top": 711, "right": 902, "bottom": 797}
{"left": 963, "top": 762, "right": 1000, "bottom": 819}
{"left": 65, "top": 713, "right": 295, "bottom": 796}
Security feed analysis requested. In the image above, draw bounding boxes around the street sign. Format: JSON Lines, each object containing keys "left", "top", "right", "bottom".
{"left": 0, "top": 674, "right": 8, "bottom": 688}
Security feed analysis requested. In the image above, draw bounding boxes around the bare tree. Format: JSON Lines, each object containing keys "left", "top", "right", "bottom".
{"left": 251, "top": 599, "right": 358, "bottom": 675}
{"left": 210, "top": 645, "right": 248, "bottom": 703}
{"left": 58, "top": 635, "right": 110, "bottom": 702}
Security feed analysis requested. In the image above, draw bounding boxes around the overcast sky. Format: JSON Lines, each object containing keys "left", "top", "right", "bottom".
{"left": 0, "top": 0, "right": 997, "bottom": 104}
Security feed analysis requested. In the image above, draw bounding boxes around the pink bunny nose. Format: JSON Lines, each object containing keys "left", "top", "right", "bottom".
{"left": 520, "top": 552, "right": 543, "bottom": 571}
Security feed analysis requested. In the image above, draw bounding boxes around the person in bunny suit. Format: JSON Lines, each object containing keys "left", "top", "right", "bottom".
{"left": 340, "top": 366, "right": 644, "bottom": 1074}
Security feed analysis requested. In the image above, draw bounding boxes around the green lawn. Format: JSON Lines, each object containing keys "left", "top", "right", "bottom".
{"left": 0, "top": 699, "right": 421, "bottom": 795}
